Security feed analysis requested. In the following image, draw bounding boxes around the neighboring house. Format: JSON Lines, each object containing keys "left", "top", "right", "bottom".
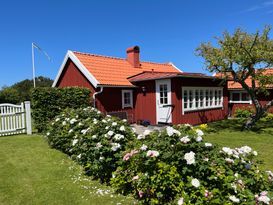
{"left": 215, "top": 69, "right": 273, "bottom": 115}
{"left": 53, "top": 46, "right": 228, "bottom": 125}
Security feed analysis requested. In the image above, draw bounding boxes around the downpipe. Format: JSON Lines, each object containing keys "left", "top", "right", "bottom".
{"left": 93, "top": 86, "right": 103, "bottom": 108}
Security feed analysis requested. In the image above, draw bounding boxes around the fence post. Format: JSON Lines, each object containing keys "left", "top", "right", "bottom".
{"left": 24, "top": 101, "right": 32, "bottom": 135}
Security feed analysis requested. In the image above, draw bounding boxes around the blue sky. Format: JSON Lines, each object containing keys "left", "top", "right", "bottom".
{"left": 0, "top": 0, "right": 273, "bottom": 87}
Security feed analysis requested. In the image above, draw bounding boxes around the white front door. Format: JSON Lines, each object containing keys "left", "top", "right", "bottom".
{"left": 156, "top": 79, "right": 172, "bottom": 124}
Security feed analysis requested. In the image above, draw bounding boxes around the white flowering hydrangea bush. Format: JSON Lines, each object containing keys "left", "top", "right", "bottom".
{"left": 111, "top": 124, "right": 273, "bottom": 204}
{"left": 46, "top": 107, "right": 103, "bottom": 153}
{"left": 46, "top": 107, "right": 135, "bottom": 183}
{"left": 75, "top": 115, "right": 135, "bottom": 183}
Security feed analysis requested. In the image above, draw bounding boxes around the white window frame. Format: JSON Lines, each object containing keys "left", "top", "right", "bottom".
{"left": 229, "top": 90, "right": 252, "bottom": 104}
{"left": 182, "top": 87, "right": 224, "bottom": 114}
{"left": 122, "top": 90, "right": 133, "bottom": 109}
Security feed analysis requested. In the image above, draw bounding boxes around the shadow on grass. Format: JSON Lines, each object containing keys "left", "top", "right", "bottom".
{"left": 208, "top": 118, "right": 273, "bottom": 135}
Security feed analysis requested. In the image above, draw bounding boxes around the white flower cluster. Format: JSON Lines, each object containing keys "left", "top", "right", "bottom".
{"left": 180, "top": 136, "right": 190, "bottom": 144}
{"left": 221, "top": 146, "right": 258, "bottom": 160}
{"left": 177, "top": 197, "right": 184, "bottom": 205}
{"left": 111, "top": 143, "right": 121, "bottom": 152}
{"left": 72, "top": 139, "right": 78, "bottom": 146}
{"left": 184, "top": 151, "right": 195, "bottom": 165}
{"left": 166, "top": 126, "right": 181, "bottom": 136}
{"left": 229, "top": 195, "right": 240, "bottom": 203}
{"left": 191, "top": 178, "right": 200, "bottom": 188}
{"left": 70, "top": 118, "right": 77, "bottom": 124}
{"left": 146, "top": 150, "right": 159, "bottom": 157}
{"left": 81, "top": 128, "right": 90, "bottom": 135}
{"left": 113, "top": 134, "right": 124, "bottom": 141}
{"left": 140, "top": 144, "right": 148, "bottom": 151}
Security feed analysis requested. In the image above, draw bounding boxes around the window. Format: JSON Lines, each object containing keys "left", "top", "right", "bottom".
{"left": 122, "top": 90, "right": 133, "bottom": 108}
{"left": 159, "top": 84, "right": 168, "bottom": 104}
{"left": 230, "top": 91, "right": 251, "bottom": 104}
{"left": 182, "top": 87, "right": 223, "bottom": 114}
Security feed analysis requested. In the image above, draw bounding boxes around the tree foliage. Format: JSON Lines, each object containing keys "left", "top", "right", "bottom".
{"left": 196, "top": 26, "right": 273, "bottom": 128}
{"left": 0, "top": 76, "right": 53, "bottom": 104}
{"left": 0, "top": 87, "right": 20, "bottom": 104}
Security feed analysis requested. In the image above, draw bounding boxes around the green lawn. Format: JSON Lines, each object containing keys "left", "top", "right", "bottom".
{"left": 0, "top": 135, "right": 134, "bottom": 205}
{"left": 205, "top": 119, "right": 273, "bottom": 171}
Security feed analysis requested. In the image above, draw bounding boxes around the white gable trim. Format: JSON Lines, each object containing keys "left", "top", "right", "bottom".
{"left": 52, "top": 50, "right": 99, "bottom": 88}
{"left": 168, "top": 62, "right": 183, "bottom": 73}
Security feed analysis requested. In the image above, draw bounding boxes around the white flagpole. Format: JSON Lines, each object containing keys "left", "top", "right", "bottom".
{"left": 31, "top": 42, "right": 51, "bottom": 88}
{"left": 32, "top": 42, "right": 36, "bottom": 88}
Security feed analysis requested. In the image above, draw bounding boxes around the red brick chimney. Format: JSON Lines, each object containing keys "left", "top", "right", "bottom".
{"left": 126, "top": 46, "right": 140, "bottom": 68}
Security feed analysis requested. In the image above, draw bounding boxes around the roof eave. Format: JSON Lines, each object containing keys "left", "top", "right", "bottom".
{"left": 129, "top": 75, "right": 218, "bottom": 83}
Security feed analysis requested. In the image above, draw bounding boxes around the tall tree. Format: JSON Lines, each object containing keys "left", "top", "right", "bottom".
{"left": 196, "top": 26, "right": 273, "bottom": 129}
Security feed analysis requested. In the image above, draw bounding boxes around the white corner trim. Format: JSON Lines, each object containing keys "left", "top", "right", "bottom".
{"left": 52, "top": 50, "right": 99, "bottom": 88}
{"left": 169, "top": 62, "right": 183, "bottom": 73}
{"left": 122, "top": 89, "right": 133, "bottom": 109}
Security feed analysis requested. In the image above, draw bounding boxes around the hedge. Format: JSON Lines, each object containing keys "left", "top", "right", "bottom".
{"left": 31, "top": 87, "right": 91, "bottom": 132}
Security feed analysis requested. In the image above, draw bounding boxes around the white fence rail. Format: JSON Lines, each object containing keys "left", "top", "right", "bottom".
{"left": 0, "top": 101, "right": 32, "bottom": 136}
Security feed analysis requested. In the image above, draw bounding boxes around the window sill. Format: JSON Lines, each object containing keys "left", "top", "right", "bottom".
{"left": 183, "top": 105, "right": 223, "bottom": 113}
{"left": 122, "top": 105, "right": 133, "bottom": 109}
{"left": 229, "top": 101, "right": 252, "bottom": 104}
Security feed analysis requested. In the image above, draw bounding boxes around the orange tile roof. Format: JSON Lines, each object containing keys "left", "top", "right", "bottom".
{"left": 215, "top": 68, "right": 273, "bottom": 89}
{"left": 73, "top": 51, "right": 180, "bottom": 86}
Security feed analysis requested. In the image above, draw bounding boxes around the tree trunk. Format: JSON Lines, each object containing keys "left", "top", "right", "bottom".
{"left": 243, "top": 99, "right": 273, "bottom": 129}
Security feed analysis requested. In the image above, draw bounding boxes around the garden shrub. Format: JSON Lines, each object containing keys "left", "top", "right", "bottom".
{"left": 234, "top": 107, "right": 254, "bottom": 118}
{"left": 32, "top": 87, "right": 91, "bottom": 132}
{"left": 111, "top": 125, "right": 273, "bottom": 204}
{"left": 46, "top": 107, "right": 272, "bottom": 204}
{"left": 46, "top": 107, "right": 135, "bottom": 183}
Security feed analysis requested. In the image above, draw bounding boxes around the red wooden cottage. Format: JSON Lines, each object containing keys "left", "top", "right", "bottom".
{"left": 215, "top": 69, "right": 273, "bottom": 116}
{"left": 53, "top": 46, "right": 229, "bottom": 125}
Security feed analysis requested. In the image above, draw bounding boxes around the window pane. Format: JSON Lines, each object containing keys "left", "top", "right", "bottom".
{"left": 189, "top": 90, "right": 193, "bottom": 108}
{"left": 184, "top": 90, "right": 188, "bottom": 109}
{"left": 209, "top": 90, "right": 213, "bottom": 106}
{"left": 200, "top": 90, "right": 203, "bottom": 107}
{"left": 205, "top": 90, "right": 209, "bottom": 106}
{"left": 242, "top": 92, "right": 250, "bottom": 101}
{"left": 123, "top": 91, "right": 132, "bottom": 107}
{"left": 219, "top": 90, "right": 221, "bottom": 104}
{"left": 215, "top": 90, "right": 218, "bottom": 105}
{"left": 164, "top": 97, "right": 168, "bottom": 104}
{"left": 195, "top": 90, "right": 199, "bottom": 108}
{"left": 232, "top": 93, "right": 240, "bottom": 101}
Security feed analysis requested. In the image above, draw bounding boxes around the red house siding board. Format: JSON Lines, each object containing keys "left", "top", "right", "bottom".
{"left": 96, "top": 87, "right": 135, "bottom": 122}
{"left": 57, "top": 59, "right": 96, "bottom": 92}
{"left": 171, "top": 78, "right": 229, "bottom": 125}
{"left": 134, "top": 81, "right": 157, "bottom": 125}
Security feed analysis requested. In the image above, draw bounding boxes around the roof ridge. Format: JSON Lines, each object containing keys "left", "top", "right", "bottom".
{"left": 73, "top": 51, "right": 172, "bottom": 66}
{"left": 73, "top": 51, "right": 126, "bottom": 60}
{"left": 140, "top": 60, "right": 171, "bottom": 66}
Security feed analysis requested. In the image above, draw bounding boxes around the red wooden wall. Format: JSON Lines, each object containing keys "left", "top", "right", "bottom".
{"left": 229, "top": 90, "right": 273, "bottom": 115}
{"left": 171, "top": 78, "right": 229, "bottom": 125}
{"left": 56, "top": 59, "right": 135, "bottom": 120}
{"left": 134, "top": 81, "right": 157, "bottom": 124}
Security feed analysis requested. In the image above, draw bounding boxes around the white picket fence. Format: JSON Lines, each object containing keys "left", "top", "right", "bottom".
{"left": 0, "top": 101, "right": 32, "bottom": 136}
